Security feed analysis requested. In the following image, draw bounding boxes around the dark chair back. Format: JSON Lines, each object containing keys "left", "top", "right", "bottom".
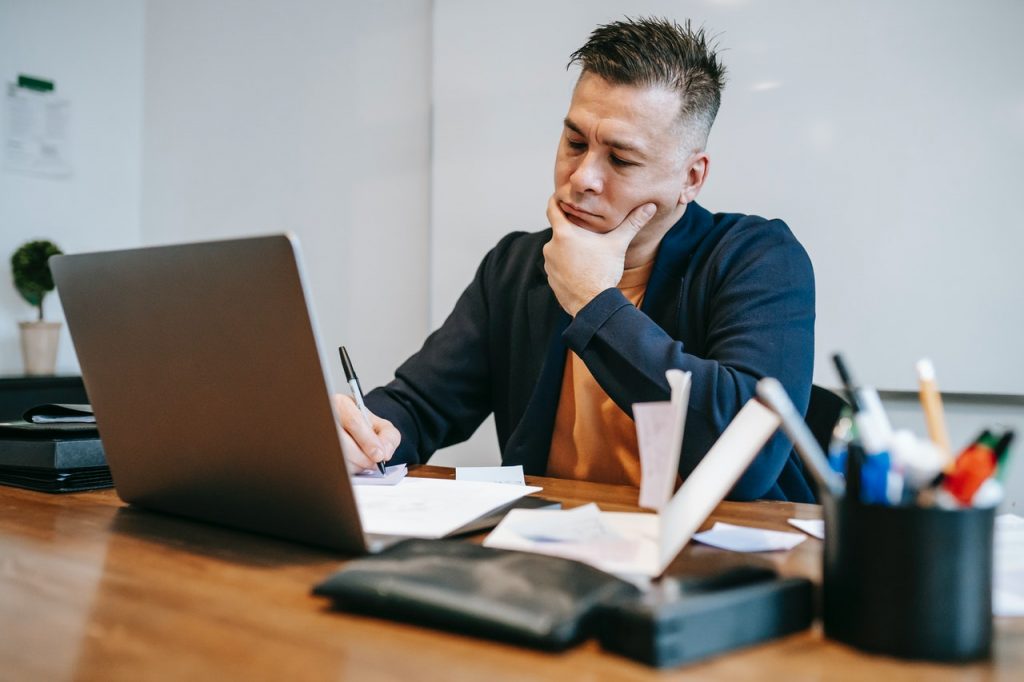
{"left": 805, "top": 384, "right": 848, "bottom": 454}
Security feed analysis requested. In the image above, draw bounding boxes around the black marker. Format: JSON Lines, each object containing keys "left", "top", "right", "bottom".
{"left": 831, "top": 353, "right": 864, "bottom": 413}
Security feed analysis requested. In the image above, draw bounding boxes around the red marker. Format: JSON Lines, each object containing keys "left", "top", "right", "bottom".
{"left": 943, "top": 431, "right": 999, "bottom": 506}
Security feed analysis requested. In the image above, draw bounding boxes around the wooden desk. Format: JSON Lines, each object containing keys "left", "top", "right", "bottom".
{"left": 0, "top": 466, "right": 1019, "bottom": 681}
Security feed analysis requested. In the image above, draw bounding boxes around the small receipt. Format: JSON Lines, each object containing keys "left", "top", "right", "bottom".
{"left": 352, "top": 463, "right": 408, "bottom": 486}
{"left": 787, "top": 518, "right": 825, "bottom": 540}
{"left": 456, "top": 465, "right": 526, "bottom": 485}
{"left": 692, "top": 522, "right": 807, "bottom": 553}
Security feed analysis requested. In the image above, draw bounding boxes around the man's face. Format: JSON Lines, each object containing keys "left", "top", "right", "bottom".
{"left": 554, "top": 72, "right": 696, "bottom": 235}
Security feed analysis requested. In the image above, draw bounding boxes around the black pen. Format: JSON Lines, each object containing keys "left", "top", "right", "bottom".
{"left": 831, "top": 353, "right": 864, "bottom": 413}
{"left": 339, "top": 346, "right": 387, "bottom": 475}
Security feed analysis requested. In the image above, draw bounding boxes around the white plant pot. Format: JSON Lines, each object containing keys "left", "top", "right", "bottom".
{"left": 19, "top": 320, "right": 61, "bottom": 375}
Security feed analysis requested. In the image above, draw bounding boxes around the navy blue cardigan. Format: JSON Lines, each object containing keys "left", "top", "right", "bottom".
{"left": 365, "top": 201, "right": 817, "bottom": 501}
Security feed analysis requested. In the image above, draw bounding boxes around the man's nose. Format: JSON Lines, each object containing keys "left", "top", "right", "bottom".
{"left": 569, "top": 153, "right": 603, "bottom": 195}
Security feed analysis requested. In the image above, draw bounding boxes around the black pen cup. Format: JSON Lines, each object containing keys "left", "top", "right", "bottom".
{"left": 822, "top": 496, "right": 994, "bottom": 661}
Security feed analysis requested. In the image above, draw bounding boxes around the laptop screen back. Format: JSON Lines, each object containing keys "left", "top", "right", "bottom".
{"left": 51, "top": 234, "right": 367, "bottom": 552}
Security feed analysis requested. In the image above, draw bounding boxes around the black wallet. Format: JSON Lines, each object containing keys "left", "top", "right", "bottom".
{"left": 313, "top": 538, "right": 640, "bottom": 650}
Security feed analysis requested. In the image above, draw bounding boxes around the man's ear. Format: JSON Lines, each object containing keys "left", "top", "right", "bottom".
{"left": 677, "top": 152, "right": 710, "bottom": 206}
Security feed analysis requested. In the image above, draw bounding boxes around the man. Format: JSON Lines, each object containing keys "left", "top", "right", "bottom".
{"left": 334, "top": 17, "right": 816, "bottom": 501}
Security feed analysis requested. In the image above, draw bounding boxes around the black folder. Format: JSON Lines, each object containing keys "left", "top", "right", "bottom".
{"left": 0, "top": 408, "right": 110, "bottom": 493}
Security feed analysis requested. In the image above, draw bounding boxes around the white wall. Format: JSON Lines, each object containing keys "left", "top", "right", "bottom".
{"left": 429, "top": 0, "right": 1024, "bottom": 513}
{"left": 0, "top": 0, "right": 145, "bottom": 375}
{"left": 141, "top": 0, "right": 432, "bottom": 391}
{"left": 432, "top": 0, "right": 1024, "bottom": 395}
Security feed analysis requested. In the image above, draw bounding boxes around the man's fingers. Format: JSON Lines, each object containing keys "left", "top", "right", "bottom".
{"left": 332, "top": 394, "right": 387, "bottom": 464}
{"left": 546, "top": 194, "right": 572, "bottom": 235}
{"left": 373, "top": 415, "right": 401, "bottom": 459}
{"left": 616, "top": 203, "right": 657, "bottom": 243}
{"left": 546, "top": 194, "right": 561, "bottom": 225}
{"left": 339, "top": 427, "right": 377, "bottom": 472}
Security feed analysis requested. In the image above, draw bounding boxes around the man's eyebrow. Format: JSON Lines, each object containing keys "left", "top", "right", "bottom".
{"left": 563, "top": 118, "right": 644, "bottom": 155}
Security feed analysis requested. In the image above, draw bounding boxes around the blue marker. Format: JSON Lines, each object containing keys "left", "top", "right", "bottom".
{"left": 856, "top": 409, "right": 892, "bottom": 505}
{"left": 832, "top": 354, "right": 893, "bottom": 505}
{"left": 827, "top": 410, "right": 854, "bottom": 476}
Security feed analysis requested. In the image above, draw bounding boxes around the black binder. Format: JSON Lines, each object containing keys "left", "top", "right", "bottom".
{"left": 0, "top": 408, "right": 111, "bottom": 493}
{"left": 0, "top": 430, "right": 105, "bottom": 469}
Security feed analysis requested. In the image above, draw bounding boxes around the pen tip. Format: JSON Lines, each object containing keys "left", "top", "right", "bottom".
{"left": 831, "top": 353, "right": 852, "bottom": 382}
{"left": 338, "top": 346, "right": 356, "bottom": 380}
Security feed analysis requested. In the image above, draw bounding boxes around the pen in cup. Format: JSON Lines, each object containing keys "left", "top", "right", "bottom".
{"left": 832, "top": 353, "right": 893, "bottom": 505}
{"left": 756, "top": 377, "right": 846, "bottom": 499}
{"left": 915, "top": 358, "right": 953, "bottom": 469}
{"left": 339, "top": 346, "right": 387, "bottom": 475}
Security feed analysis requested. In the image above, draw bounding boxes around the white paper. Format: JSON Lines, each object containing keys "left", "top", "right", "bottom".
{"left": 635, "top": 370, "right": 690, "bottom": 510}
{"left": 353, "top": 477, "right": 540, "bottom": 539}
{"left": 486, "top": 508, "right": 660, "bottom": 579}
{"left": 788, "top": 518, "right": 825, "bottom": 540}
{"left": 455, "top": 464, "right": 525, "bottom": 485}
{"left": 497, "top": 503, "right": 610, "bottom": 542}
{"left": 995, "top": 513, "right": 1024, "bottom": 617}
{"left": 4, "top": 82, "right": 71, "bottom": 177}
{"left": 486, "top": 397, "right": 781, "bottom": 578}
{"left": 351, "top": 463, "right": 408, "bottom": 486}
{"left": 693, "top": 522, "right": 807, "bottom": 553}
{"left": 657, "top": 399, "right": 781, "bottom": 571}
{"left": 29, "top": 415, "right": 95, "bottom": 423}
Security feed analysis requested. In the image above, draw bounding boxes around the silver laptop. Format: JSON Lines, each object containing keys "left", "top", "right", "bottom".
{"left": 52, "top": 234, "right": 376, "bottom": 553}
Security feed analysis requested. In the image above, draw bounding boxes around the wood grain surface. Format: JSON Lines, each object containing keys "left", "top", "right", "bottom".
{"left": 0, "top": 465, "right": 1018, "bottom": 681}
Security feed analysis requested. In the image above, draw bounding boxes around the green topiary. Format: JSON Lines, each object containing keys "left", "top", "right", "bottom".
{"left": 11, "top": 239, "right": 63, "bottom": 322}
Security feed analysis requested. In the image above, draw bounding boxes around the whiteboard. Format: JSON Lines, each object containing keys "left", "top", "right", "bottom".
{"left": 432, "top": 0, "right": 1024, "bottom": 394}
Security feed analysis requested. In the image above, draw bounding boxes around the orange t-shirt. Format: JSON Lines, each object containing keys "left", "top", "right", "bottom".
{"left": 546, "top": 260, "right": 655, "bottom": 485}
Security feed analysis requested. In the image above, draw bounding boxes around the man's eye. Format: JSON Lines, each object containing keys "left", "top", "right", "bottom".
{"left": 610, "top": 155, "right": 637, "bottom": 168}
{"left": 567, "top": 140, "right": 586, "bottom": 151}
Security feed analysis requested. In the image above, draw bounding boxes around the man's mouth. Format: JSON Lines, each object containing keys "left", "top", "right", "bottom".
{"left": 559, "top": 201, "right": 601, "bottom": 222}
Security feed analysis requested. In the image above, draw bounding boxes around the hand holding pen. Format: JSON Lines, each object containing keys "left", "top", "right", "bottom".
{"left": 334, "top": 346, "right": 401, "bottom": 474}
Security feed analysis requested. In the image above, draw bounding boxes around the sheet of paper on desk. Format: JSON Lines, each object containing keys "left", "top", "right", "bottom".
{"left": 655, "top": 399, "right": 781, "bottom": 570}
{"left": 995, "top": 513, "right": 1024, "bottom": 617}
{"left": 351, "top": 463, "right": 408, "bottom": 486}
{"left": 485, "top": 398, "right": 781, "bottom": 579}
{"left": 353, "top": 477, "right": 541, "bottom": 538}
{"left": 693, "top": 522, "right": 807, "bottom": 552}
{"left": 485, "top": 505, "right": 661, "bottom": 578}
{"left": 498, "top": 503, "right": 609, "bottom": 542}
{"left": 788, "top": 518, "right": 825, "bottom": 539}
{"left": 455, "top": 464, "right": 525, "bottom": 485}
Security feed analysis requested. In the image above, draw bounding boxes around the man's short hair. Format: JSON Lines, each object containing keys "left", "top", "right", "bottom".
{"left": 568, "top": 17, "right": 726, "bottom": 152}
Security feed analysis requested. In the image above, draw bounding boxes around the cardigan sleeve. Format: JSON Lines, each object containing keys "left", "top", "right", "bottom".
{"left": 363, "top": 234, "right": 522, "bottom": 464}
{"left": 561, "top": 219, "right": 815, "bottom": 500}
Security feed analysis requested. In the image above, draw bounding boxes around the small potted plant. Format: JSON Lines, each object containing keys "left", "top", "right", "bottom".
{"left": 11, "top": 239, "right": 63, "bottom": 375}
